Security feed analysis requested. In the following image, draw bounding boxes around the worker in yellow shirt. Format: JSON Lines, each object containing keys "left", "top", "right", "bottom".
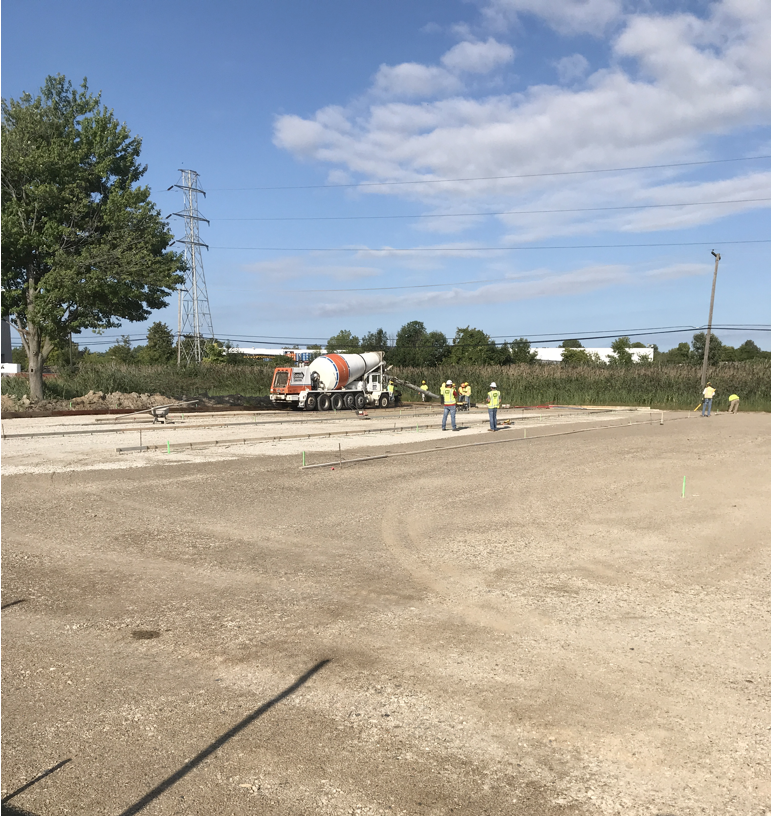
{"left": 440, "top": 379, "right": 458, "bottom": 431}
{"left": 728, "top": 393, "right": 740, "bottom": 414}
{"left": 420, "top": 379, "right": 429, "bottom": 402}
{"left": 486, "top": 382, "right": 501, "bottom": 431}
{"left": 701, "top": 382, "right": 716, "bottom": 417}
{"left": 459, "top": 382, "right": 471, "bottom": 411}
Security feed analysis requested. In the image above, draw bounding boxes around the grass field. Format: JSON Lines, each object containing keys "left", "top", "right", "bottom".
{"left": 2, "top": 360, "right": 769, "bottom": 411}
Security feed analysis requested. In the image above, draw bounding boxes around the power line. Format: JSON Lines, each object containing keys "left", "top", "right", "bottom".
{"left": 192, "top": 326, "right": 772, "bottom": 347}
{"left": 71, "top": 324, "right": 770, "bottom": 348}
{"left": 211, "top": 239, "right": 769, "bottom": 252}
{"left": 208, "top": 155, "right": 771, "bottom": 191}
{"left": 215, "top": 198, "right": 770, "bottom": 222}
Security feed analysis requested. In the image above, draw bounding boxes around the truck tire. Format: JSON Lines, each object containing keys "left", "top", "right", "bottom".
{"left": 379, "top": 394, "right": 390, "bottom": 409}
{"left": 318, "top": 393, "right": 331, "bottom": 411}
{"left": 355, "top": 393, "right": 366, "bottom": 410}
{"left": 305, "top": 394, "right": 318, "bottom": 411}
{"left": 344, "top": 393, "right": 355, "bottom": 410}
{"left": 331, "top": 393, "right": 344, "bottom": 411}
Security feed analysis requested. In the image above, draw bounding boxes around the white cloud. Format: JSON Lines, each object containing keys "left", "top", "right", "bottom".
{"left": 554, "top": 53, "right": 589, "bottom": 84}
{"left": 353, "top": 242, "right": 502, "bottom": 260}
{"left": 243, "top": 256, "right": 381, "bottom": 283}
{"left": 307, "top": 259, "right": 710, "bottom": 318}
{"left": 273, "top": 0, "right": 769, "bottom": 243}
{"left": 372, "top": 63, "right": 462, "bottom": 99}
{"left": 643, "top": 263, "right": 705, "bottom": 281}
{"left": 481, "top": 0, "right": 623, "bottom": 36}
{"left": 496, "top": 170, "right": 770, "bottom": 242}
{"left": 312, "top": 264, "right": 630, "bottom": 318}
{"left": 440, "top": 38, "right": 515, "bottom": 74}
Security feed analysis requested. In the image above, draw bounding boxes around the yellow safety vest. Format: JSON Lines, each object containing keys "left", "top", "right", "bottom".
{"left": 728, "top": 394, "right": 739, "bottom": 401}
{"left": 388, "top": 382, "right": 394, "bottom": 394}
{"left": 487, "top": 390, "right": 501, "bottom": 409}
{"left": 440, "top": 385, "right": 456, "bottom": 405}
{"left": 703, "top": 387, "right": 716, "bottom": 399}
{"left": 460, "top": 385, "right": 471, "bottom": 397}
{"left": 420, "top": 383, "right": 428, "bottom": 391}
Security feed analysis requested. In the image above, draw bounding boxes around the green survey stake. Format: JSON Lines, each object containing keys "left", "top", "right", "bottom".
{"left": 682, "top": 476, "right": 686, "bottom": 498}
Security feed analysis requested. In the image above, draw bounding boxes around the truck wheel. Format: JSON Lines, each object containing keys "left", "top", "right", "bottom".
{"left": 379, "top": 394, "right": 390, "bottom": 409}
{"left": 305, "top": 394, "right": 318, "bottom": 411}
{"left": 331, "top": 393, "right": 344, "bottom": 411}
{"left": 318, "top": 393, "right": 331, "bottom": 411}
{"left": 344, "top": 393, "right": 355, "bottom": 410}
{"left": 355, "top": 393, "right": 366, "bottom": 410}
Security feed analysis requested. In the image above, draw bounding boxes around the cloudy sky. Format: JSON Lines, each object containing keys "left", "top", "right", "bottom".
{"left": 3, "top": 0, "right": 770, "bottom": 350}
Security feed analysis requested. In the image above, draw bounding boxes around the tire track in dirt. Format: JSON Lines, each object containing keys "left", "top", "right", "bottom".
{"left": 380, "top": 511, "right": 548, "bottom": 636}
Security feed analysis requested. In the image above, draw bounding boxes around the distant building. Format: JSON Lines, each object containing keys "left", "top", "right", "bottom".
{"left": 0, "top": 320, "right": 22, "bottom": 375}
{"left": 229, "top": 347, "right": 316, "bottom": 363}
{"left": 534, "top": 347, "right": 654, "bottom": 363}
{"left": 1, "top": 320, "right": 12, "bottom": 364}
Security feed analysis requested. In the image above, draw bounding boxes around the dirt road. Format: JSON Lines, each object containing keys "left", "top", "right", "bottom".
{"left": 2, "top": 412, "right": 769, "bottom": 815}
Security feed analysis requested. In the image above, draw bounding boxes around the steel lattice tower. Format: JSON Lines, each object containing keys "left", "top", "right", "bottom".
{"left": 171, "top": 169, "right": 214, "bottom": 364}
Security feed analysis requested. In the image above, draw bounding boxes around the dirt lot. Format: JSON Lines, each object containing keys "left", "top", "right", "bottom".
{"left": 1, "top": 411, "right": 769, "bottom": 816}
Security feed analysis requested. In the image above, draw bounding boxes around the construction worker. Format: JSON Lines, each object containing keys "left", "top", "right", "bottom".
{"left": 486, "top": 382, "right": 501, "bottom": 431}
{"left": 388, "top": 378, "right": 395, "bottom": 404}
{"left": 459, "top": 382, "right": 471, "bottom": 411}
{"left": 701, "top": 381, "right": 716, "bottom": 417}
{"left": 440, "top": 379, "right": 458, "bottom": 431}
{"left": 420, "top": 379, "right": 429, "bottom": 402}
{"left": 728, "top": 392, "right": 740, "bottom": 414}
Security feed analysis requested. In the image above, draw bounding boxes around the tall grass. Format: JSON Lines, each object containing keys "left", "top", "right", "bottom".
{"left": 2, "top": 360, "right": 769, "bottom": 411}
{"left": 395, "top": 363, "right": 771, "bottom": 411}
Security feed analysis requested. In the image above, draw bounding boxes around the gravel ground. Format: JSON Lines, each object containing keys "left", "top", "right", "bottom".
{"left": 1, "top": 407, "right": 654, "bottom": 476}
{"left": 1, "top": 411, "right": 769, "bottom": 816}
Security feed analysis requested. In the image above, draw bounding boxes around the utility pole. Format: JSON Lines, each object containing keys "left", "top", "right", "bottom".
{"left": 170, "top": 169, "right": 214, "bottom": 365}
{"left": 700, "top": 250, "right": 721, "bottom": 389}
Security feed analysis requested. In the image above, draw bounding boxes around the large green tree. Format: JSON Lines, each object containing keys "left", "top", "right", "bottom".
{"left": 691, "top": 332, "right": 723, "bottom": 366}
{"left": 609, "top": 336, "right": 634, "bottom": 366}
{"left": 1, "top": 75, "right": 185, "bottom": 400}
{"left": 360, "top": 328, "right": 390, "bottom": 353}
{"left": 136, "top": 321, "right": 175, "bottom": 364}
{"left": 389, "top": 321, "right": 449, "bottom": 367}
{"left": 326, "top": 329, "right": 360, "bottom": 353}
{"left": 510, "top": 337, "right": 538, "bottom": 364}
{"left": 448, "top": 326, "right": 501, "bottom": 365}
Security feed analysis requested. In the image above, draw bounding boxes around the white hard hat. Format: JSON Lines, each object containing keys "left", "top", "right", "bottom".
{"left": 446, "top": 379, "right": 452, "bottom": 385}
{"left": 490, "top": 382, "right": 497, "bottom": 388}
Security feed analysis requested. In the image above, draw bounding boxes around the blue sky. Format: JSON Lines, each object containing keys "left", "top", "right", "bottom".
{"left": 3, "top": 0, "right": 770, "bottom": 351}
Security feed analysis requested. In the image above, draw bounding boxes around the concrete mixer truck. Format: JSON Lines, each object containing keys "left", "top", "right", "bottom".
{"left": 269, "top": 351, "right": 394, "bottom": 411}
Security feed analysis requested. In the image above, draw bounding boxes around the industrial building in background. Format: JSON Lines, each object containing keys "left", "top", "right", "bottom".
{"left": 533, "top": 347, "right": 654, "bottom": 363}
{"left": 1, "top": 319, "right": 21, "bottom": 375}
{"left": 170, "top": 169, "right": 214, "bottom": 365}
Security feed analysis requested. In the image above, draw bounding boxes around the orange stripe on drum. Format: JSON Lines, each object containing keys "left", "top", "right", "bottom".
{"left": 326, "top": 354, "right": 350, "bottom": 390}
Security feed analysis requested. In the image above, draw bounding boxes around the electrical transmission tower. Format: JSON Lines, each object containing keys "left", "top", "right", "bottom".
{"left": 171, "top": 169, "right": 214, "bottom": 365}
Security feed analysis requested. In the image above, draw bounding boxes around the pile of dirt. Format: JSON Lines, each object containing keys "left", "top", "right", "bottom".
{"left": 1, "top": 390, "right": 173, "bottom": 415}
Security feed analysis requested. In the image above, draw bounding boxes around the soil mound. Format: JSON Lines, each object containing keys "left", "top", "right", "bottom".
{"left": 1, "top": 390, "right": 173, "bottom": 415}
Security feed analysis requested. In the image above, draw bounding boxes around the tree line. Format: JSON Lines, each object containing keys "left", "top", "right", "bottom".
{"left": 323, "top": 324, "right": 769, "bottom": 367}
{"left": 16, "top": 320, "right": 767, "bottom": 370}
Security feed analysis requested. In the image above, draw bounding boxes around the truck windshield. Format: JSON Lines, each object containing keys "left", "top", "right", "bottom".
{"left": 273, "top": 370, "right": 289, "bottom": 389}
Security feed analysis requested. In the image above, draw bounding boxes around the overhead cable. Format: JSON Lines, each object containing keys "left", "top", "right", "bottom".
{"left": 207, "top": 156, "right": 771, "bottom": 191}
{"left": 215, "top": 197, "right": 771, "bottom": 222}
{"left": 211, "top": 239, "right": 769, "bottom": 252}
